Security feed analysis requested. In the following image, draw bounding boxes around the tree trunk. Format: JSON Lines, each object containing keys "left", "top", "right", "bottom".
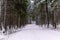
{"left": 46, "top": 0, "right": 49, "bottom": 28}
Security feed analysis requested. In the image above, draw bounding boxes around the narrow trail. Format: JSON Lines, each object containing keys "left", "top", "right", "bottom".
{"left": 7, "top": 24, "right": 60, "bottom": 40}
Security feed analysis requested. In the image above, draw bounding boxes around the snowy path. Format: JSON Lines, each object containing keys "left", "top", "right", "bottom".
{"left": 1, "top": 24, "right": 60, "bottom": 40}
{"left": 7, "top": 24, "right": 60, "bottom": 40}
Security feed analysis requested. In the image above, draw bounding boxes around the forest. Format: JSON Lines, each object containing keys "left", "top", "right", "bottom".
{"left": 0, "top": 0, "right": 60, "bottom": 33}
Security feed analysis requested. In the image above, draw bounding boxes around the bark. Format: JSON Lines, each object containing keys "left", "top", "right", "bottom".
{"left": 46, "top": 0, "right": 49, "bottom": 28}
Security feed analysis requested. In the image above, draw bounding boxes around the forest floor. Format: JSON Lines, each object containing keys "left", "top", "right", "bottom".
{"left": 0, "top": 24, "right": 60, "bottom": 40}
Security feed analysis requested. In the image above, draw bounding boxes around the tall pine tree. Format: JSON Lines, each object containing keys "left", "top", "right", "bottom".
{"left": 14, "top": 0, "right": 28, "bottom": 27}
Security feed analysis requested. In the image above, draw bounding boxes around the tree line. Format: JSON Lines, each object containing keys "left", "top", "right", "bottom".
{"left": 0, "top": 0, "right": 28, "bottom": 32}
{"left": 0, "top": 0, "right": 60, "bottom": 33}
{"left": 33, "top": 0, "right": 60, "bottom": 29}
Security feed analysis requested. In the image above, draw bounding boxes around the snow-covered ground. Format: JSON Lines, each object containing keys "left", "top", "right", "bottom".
{"left": 0, "top": 32, "right": 7, "bottom": 40}
{"left": 1, "top": 24, "right": 60, "bottom": 40}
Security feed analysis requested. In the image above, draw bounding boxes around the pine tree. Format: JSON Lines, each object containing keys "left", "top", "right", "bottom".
{"left": 13, "top": 0, "right": 28, "bottom": 27}
{"left": 49, "top": 0, "right": 59, "bottom": 28}
{"left": 1, "top": 0, "right": 28, "bottom": 32}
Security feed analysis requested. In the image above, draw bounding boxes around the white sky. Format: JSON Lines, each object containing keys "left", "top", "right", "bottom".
{"left": 31, "top": 0, "right": 34, "bottom": 3}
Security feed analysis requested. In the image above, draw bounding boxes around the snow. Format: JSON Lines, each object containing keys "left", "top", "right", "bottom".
{"left": 0, "top": 33, "right": 7, "bottom": 40}
{"left": 1, "top": 24, "right": 60, "bottom": 40}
